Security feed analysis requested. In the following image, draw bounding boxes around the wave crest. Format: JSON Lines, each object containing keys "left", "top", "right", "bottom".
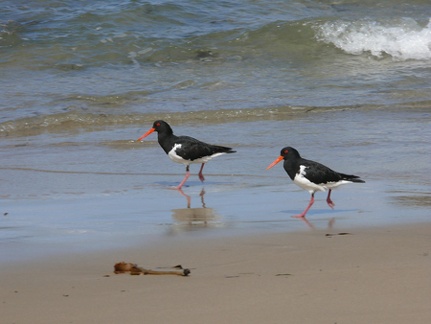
{"left": 316, "top": 18, "right": 431, "bottom": 61}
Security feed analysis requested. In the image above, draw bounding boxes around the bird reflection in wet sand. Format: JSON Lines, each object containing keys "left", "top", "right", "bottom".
{"left": 170, "top": 188, "right": 222, "bottom": 233}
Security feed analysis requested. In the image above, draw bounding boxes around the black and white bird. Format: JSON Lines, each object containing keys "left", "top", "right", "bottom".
{"left": 137, "top": 120, "right": 236, "bottom": 189}
{"left": 266, "top": 146, "right": 365, "bottom": 218}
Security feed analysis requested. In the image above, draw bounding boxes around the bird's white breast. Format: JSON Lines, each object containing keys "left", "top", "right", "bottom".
{"left": 168, "top": 143, "right": 187, "bottom": 164}
{"left": 293, "top": 165, "right": 327, "bottom": 194}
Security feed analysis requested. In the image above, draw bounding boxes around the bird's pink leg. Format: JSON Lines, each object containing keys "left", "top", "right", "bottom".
{"left": 176, "top": 166, "right": 191, "bottom": 190}
{"left": 326, "top": 189, "right": 335, "bottom": 209}
{"left": 293, "top": 193, "right": 315, "bottom": 218}
{"left": 198, "top": 163, "right": 205, "bottom": 182}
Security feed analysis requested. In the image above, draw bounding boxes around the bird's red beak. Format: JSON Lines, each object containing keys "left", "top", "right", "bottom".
{"left": 266, "top": 156, "right": 284, "bottom": 170}
{"left": 137, "top": 127, "right": 155, "bottom": 142}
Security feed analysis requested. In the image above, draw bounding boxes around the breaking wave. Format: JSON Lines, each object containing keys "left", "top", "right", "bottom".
{"left": 316, "top": 18, "right": 431, "bottom": 61}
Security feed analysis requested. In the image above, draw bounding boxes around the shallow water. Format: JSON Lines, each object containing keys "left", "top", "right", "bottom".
{"left": 1, "top": 1, "right": 431, "bottom": 263}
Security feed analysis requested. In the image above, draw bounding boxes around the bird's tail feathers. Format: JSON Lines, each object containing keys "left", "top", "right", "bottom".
{"left": 341, "top": 173, "right": 365, "bottom": 183}
{"left": 214, "top": 145, "right": 236, "bottom": 154}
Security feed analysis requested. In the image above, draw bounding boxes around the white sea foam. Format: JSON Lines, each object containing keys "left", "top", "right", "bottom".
{"left": 316, "top": 18, "right": 431, "bottom": 61}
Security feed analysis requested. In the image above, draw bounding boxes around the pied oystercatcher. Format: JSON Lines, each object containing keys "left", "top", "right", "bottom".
{"left": 137, "top": 120, "right": 236, "bottom": 189}
{"left": 266, "top": 146, "right": 365, "bottom": 218}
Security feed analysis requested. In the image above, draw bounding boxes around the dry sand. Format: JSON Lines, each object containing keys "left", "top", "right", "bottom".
{"left": 1, "top": 223, "right": 430, "bottom": 324}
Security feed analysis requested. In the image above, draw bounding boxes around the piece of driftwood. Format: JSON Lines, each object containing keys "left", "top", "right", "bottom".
{"left": 114, "top": 262, "right": 190, "bottom": 276}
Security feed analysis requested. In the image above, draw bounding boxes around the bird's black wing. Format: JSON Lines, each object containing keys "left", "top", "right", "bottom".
{"left": 300, "top": 160, "right": 344, "bottom": 184}
{"left": 175, "top": 136, "right": 234, "bottom": 161}
{"left": 301, "top": 159, "right": 365, "bottom": 184}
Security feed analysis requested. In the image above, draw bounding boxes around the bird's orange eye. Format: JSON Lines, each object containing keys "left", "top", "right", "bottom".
{"left": 156, "top": 122, "right": 161, "bottom": 126}
{"left": 284, "top": 149, "right": 289, "bottom": 154}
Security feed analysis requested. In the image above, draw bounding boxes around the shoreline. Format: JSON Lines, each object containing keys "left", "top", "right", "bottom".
{"left": 2, "top": 221, "right": 430, "bottom": 323}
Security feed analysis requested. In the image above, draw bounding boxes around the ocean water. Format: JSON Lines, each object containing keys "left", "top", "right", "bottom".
{"left": 1, "top": 0, "right": 430, "bottom": 262}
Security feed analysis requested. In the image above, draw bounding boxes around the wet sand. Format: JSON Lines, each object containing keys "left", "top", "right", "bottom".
{"left": 1, "top": 222, "right": 430, "bottom": 324}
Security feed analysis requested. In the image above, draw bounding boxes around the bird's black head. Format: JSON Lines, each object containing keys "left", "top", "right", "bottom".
{"left": 267, "top": 146, "right": 301, "bottom": 170}
{"left": 137, "top": 120, "right": 173, "bottom": 141}
{"left": 279, "top": 146, "right": 301, "bottom": 159}
{"left": 152, "top": 120, "right": 173, "bottom": 134}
